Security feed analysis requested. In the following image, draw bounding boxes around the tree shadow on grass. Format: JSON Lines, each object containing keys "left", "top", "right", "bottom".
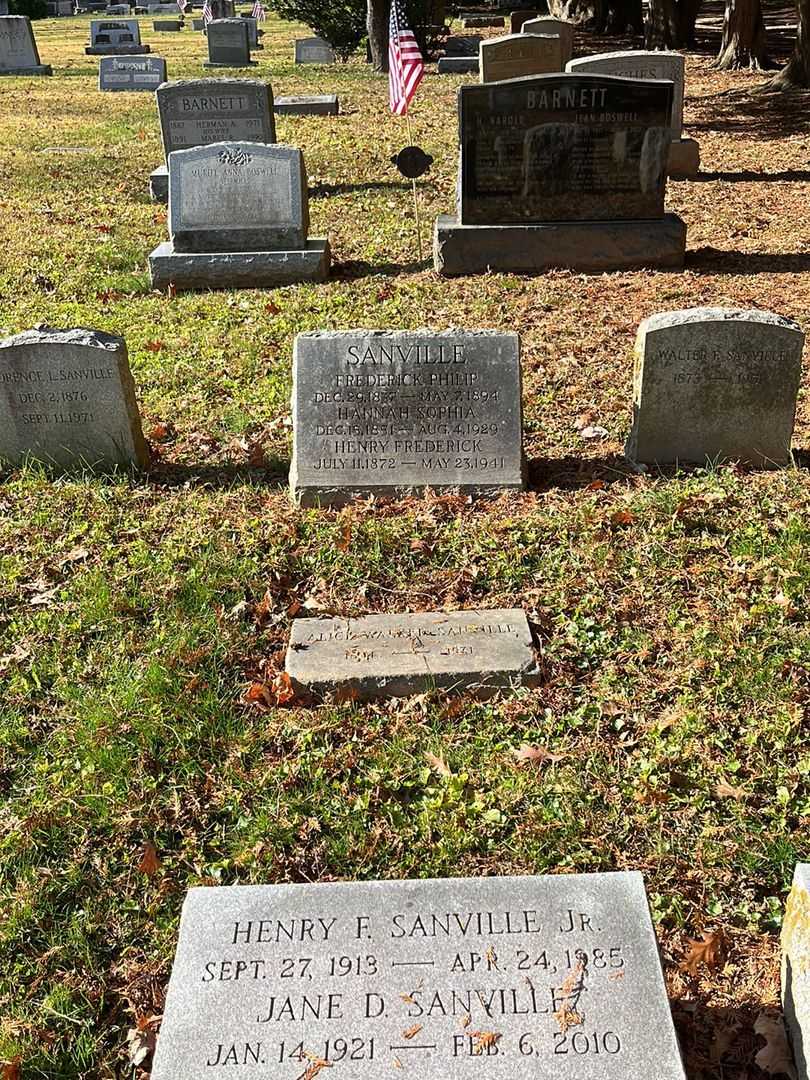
{"left": 310, "top": 179, "right": 414, "bottom": 198}
{"left": 672, "top": 998, "right": 780, "bottom": 1080}
{"left": 686, "top": 247, "right": 810, "bottom": 275}
{"left": 145, "top": 461, "right": 288, "bottom": 491}
{"left": 527, "top": 453, "right": 639, "bottom": 492}
{"left": 686, "top": 83, "right": 810, "bottom": 140}
{"left": 330, "top": 257, "right": 433, "bottom": 279}
{"left": 688, "top": 168, "right": 810, "bottom": 182}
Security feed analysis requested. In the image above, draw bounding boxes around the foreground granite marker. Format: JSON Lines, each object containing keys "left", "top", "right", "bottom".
{"left": 150, "top": 872, "right": 686, "bottom": 1079}
{"left": 150, "top": 77, "right": 275, "bottom": 201}
{"left": 783, "top": 863, "right": 810, "bottom": 1080}
{"left": 99, "top": 54, "right": 166, "bottom": 91}
{"left": 0, "top": 15, "right": 52, "bottom": 75}
{"left": 0, "top": 328, "right": 148, "bottom": 470}
{"left": 626, "top": 308, "right": 805, "bottom": 468}
{"left": 290, "top": 330, "right": 524, "bottom": 506}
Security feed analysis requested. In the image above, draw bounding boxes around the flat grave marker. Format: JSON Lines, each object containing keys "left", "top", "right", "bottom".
{"left": 99, "top": 53, "right": 166, "bottom": 90}
{"left": 0, "top": 327, "right": 148, "bottom": 471}
{"left": 290, "top": 330, "right": 524, "bottom": 506}
{"left": 274, "top": 94, "right": 338, "bottom": 116}
{"left": 153, "top": 18, "right": 183, "bottom": 29}
{"left": 0, "top": 15, "right": 52, "bottom": 74}
{"left": 438, "top": 55, "right": 478, "bottom": 74}
{"left": 626, "top": 307, "right": 805, "bottom": 468}
{"left": 150, "top": 872, "right": 687, "bottom": 1079}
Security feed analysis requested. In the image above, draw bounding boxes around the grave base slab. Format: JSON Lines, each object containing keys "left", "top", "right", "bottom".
{"left": 274, "top": 94, "right": 339, "bottom": 115}
{"left": 292, "top": 478, "right": 526, "bottom": 508}
{"left": 437, "top": 55, "right": 479, "bottom": 73}
{"left": 85, "top": 44, "right": 151, "bottom": 53}
{"left": 434, "top": 212, "right": 687, "bottom": 275}
{"left": 0, "top": 64, "right": 52, "bottom": 74}
{"left": 202, "top": 59, "right": 257, "bottom": 67}
{"left": 149, "top": 164, "right": 168, "bottom": 202}
{"left": 148, "top": 239, "right": 330, "bottom": 290}
{"left": 668, "top": 137, "right": 701, "bottom": 178}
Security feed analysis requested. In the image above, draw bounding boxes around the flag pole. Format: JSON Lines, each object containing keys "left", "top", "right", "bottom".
{"left": 404, "top": 109, "right": 423, "bottom": 263}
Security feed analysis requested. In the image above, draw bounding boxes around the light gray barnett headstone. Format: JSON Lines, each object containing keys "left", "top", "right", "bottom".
{"left": 286, "top": 609, "right": 540, "bottom": 699}
{"left": 99, "top": 54, "right": 166, "bottom": 90}
{"left": 782, "top": 863, "right": 810, "bottom": 1080}
{"left": 0, "top": 15, "right": 52, "bottom": 74}
{"left": 0, "top": 327, "right": 148, "bottom": 471}
{"left": 149, "top": 871, "right": 687, "bottom": 1080}
{"left": 290, "top": 330, "right": 524, "bottom": 506}
{"left": 626, "top": 308, "right": 805, "bottom": 468}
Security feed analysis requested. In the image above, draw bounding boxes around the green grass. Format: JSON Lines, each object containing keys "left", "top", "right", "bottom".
{"left": 1, "top": 11, "right": 809, "bottom": 1078}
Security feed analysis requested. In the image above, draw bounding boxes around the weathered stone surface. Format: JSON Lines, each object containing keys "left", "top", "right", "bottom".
{"left": 150, "top": 871, "right": 686, "bottom": 1080}
{"left": 294, "top": 35, "right": 335, "bottom": 63}
{"left": 290, "top": 330, "right": 524, "bottom": 506}
{"left": 274, "top": 94, "right": 338, "bottom": 115}
{"left": 667, "top": 137, "right": 700, "bottom": 177}
{"left": 457, "top": 74, "right": 673, "bottom": 225}
{"left": 626, "top": 308, "right": 805, "bottom": 468}
{"left": 86, "top": 18, "right": 150, "bottom": 54}
{"left": 0, "top": 15, "right": 51, "bottom": 74}
{"left": 438, "top": 55, "right": 478, "bottom": 74}
{"left": 444, "top": 33, "right": 481, "bottom": 56}
{"left": 168, "top": 142, "right": 308, "bottom": 252}
{"left": 783, "top": 863, "right": 810, "bottom": 1080}
{"left": 0, "top": 327, "right": 148, "bottom": 471}
{"left": 153, "top": 18, "right": 182, "bottom": 29}
{"left": 522, "top": 15, "right": 573, "bottom": 63}
{"left": 148, "top": 238, "right": 330, "bottom": 290}
{"left": 480, "top": 32, "right": 563, "bottom": 82}
{"left": 510, "top": 8, "right": 547, "bottom": 32}
{"left": 287, "top": 609, "right": 540, "bottom": 698}
{"left": 105, "top": 4, "right": 131, "bottom": 12}
{"left": 461, "top": 12, "right": 504, "bottom": 26}
{"left": 434, "top": 213, "right": 686, "bottom": 274}
{"left": 567, "top": 51, "right": 685, "bottom": 136}
{"left": 99, "top": 53, "right": 166, "bottom": 90}
{"left": 205, "top": 18, "right": 255, "bottom": 66}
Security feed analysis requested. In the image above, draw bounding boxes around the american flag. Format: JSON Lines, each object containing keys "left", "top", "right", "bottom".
{"left": 251, "top": 0, "right": 265, "bottom": 19}
{"left": 177, "top": 0, "right": 187, "bottom": 12}
{"left": 388, "top": 0, "right": 424, "bottom": 116}
{"left": 201, "top": 0, "right": 212, "bottom": 23}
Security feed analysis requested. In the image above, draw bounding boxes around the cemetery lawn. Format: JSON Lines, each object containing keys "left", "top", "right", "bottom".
{"left": 1, "top": 12, "right": 809, "bottom": 1079}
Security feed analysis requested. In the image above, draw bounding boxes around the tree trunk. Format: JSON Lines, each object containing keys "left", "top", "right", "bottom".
{"left": 713, "top": 0, "right": 768, "bottom": 68}
{"left": 604, "top": 0, "right": 643, "bottom": 33}
{"left": 645, "top": 0, "right": 680, "bottom": 47}
{"left": 367, "top": 0, "right": 389, "bottom": 70}
{"left": 677, "top": 0, "right": 701, "bottom": 44}
{"left": 765, "top": 0, "right": 809, "bottom": 86}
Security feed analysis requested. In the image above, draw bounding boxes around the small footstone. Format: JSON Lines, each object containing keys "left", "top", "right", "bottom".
{"left": 437, "top": 55, "right": 478, "bottom": 73}
{"left": 783, "top": 863, "right": 810, "bottom": 1080}
{"left": 274, "top": 94, "right": 338, "bottom": 116}
{"left": 0, "top": 327, "right": 149, "bottom": 471}
{"left": 286, "top": 609, "right": 540, "bottom": 699}
{"left": 150, "top": 871, "right": 687, "bottom": 1080}
{"left": 667, "top": 137, "right": 700, "bottom": 177}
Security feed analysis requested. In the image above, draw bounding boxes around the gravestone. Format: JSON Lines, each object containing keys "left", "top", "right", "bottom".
{"left": 444, "top": 33, "right": 481, "bottom": 55}
{"left": 434, "top": 73, "right": 686, "bottom": 274}
{"left": 567, "top": 51, "right": 699, "bottom": 176}
{"left": 86, "top": 19, "right": 150, "bottom": 54}
{"left": 461, "top": 12, "right": 504, "bottom": 26}
{"left": 510, "top": 8, "right": 547, "bottom": 32}
{"left": 522, "top": 15, "right": 573, "bottom": 63}
{"left": 205, "top": 18, "right": 255, "bottom": 66}
{"left": 0, "top": 16, "right": 52, "bottom": 75}
{"left": 626, "top": 308, "right": 805, "bottom": 468}
{"left": 105, "top": 4, "right": 131, "bottom": 13}
{"left": 0, "top": 0, "right": 10, "bottom": 12}
{"left": 241, "top": 15, "right": 262, "bottom": 48}
{"left": 99, "top": 53, "right": 166, "bottom": 90}
{"left": 150, "top": 77, "right": 275, "bottom": 201}
{"left": 290, "top": 330, "right": 524, "bottom": 506}
{"left": 274, "top": 94, "right": 339, "bottom": 116}
{"left": 437, "top": 55, "right": 478, "bottom": 74}
{"left": 153, "top": 18, "right": 183, "bottom": 29}
{"left": 150, "top": 871, "right": 687, "bottom": 1080}
{"left": 480, "top": 33, "right": 563, "bottom": 82}
{"left": 192, "top": 16, "right": 203, "bottom": 27}
{"left": 148, "top": 141, "right": 330, "bottom": 289}
{"left": 287, "top": 609, "right": 540, "bottom": 699}
{"left": 783, "top": 863, "right": 810, "bottom": 1080}
{"left": 294, "top": 35, "right": 335, "bottom": 63}
{"left": 0, "top": 327, "right": 149, "bottom": 471}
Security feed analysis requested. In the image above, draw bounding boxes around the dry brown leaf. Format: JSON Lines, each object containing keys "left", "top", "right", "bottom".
{"left": 271, "top": 671, "right": 297, "bottom": 705}
{"left": 145, "top": 340, "right": 164, "bottom": 353}
{"left": 127, "top": 1023, "right": 157, "bottom": 1069}
{"left": 246, "top": 440, "right": 267, "bottom": 468}
{"left": 1, "top": 1059, "right": 21, "bottom": 1080}
{"left": 511, "top": 743, "right": 563, "bottom": 766}
{"left": 402, "top": 1024, "right": 423, "bottom": 1039}
{"left": 336, "top": 520, "right": 352, "bottom": 552}
{"left": 137, "top": 841, "right": 160, "bottom": 876}
{"left": 470, "top": 1031, "right": 502, "bottom": 1054}
{"left": 715, "top": 781, "right": 747, "bottom": 801}
{"left": 681, "top": 930, "right": 726, "bottom": 975}
{"left": 425, "top": 752, "right": 452, "bottom": 778}
{"left": 610, "top": 509, "right": 635, "bottom": 527}
{"left": 754, "top": 1010, "right": 797, "bottom": 1079}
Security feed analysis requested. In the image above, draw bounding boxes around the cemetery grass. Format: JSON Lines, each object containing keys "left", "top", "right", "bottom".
{"left": 1, "top": 14, "right": 810, "bottom": 1079}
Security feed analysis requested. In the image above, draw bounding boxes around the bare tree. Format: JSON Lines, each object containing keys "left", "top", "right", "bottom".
{"left": 645, "top": 0, "right": 701, "bottom": 47}
{"left": 713, "top": 0, "right": 769, "bottom": 69}
{"left": 765, "top": 0, "right": 809, "bottom": 86}
{"left": 367, "top": 0, "right": 388, "bottom": 70}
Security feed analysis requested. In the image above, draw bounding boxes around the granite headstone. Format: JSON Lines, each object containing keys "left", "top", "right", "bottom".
{"left": 86, "top": 18, "right": 150, "bottom": 53}
{"left": 510, "top": 8, "right": 547, "bottom": 32}
{"left": 99, "top": 53, "right": 166, "bottom": 90}
{"left": 205, "top": 18, "right": 255, "bottom": 66}
{"left": 522, "top": 15, "right": 573, "bottom": 62}
{"left": 438, "top": 55, "right": 479, "bottom": 74}
{"left": 153, "top": 18, "right": 183, "bottom": 29}
{"left": 294, "top": 35, "right": 335, "bottom": 63}
{"left": 0, "top": 15, "right": 52, "bottom": 74}
{"left": 480, "top": 33, "right": 563, "bottom": 82}
{"left": 0, "top": 327, "right": 148, "bottom": 471}
{"left": 626, "top": 308, "right": 805, "bottom": 468}
{"left": 290, "top": 330, "right": 524, "bottom": 506}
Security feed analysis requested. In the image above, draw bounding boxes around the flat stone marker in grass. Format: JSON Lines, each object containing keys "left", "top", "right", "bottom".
{"left": 274, "top": 94, "right": 339, "bottom": 116}
{"left": 86, "top": 19, "right": 150, "bottom": 54}
{"left": 0, "top": 15, "right": 52, "bottom": 75}
{"left": 205, "top": 18, "right": 255, "bottom": 67}
{"left": 625, "top": 308, "right": 805, "bottom": 468}
{"left": 480, "top": 32, "right": 563, "bottom": 82}
{"left": 286, "top": 609, "right": 540, "bottom": 699}
{"left": 150, "top": 77, "right": 276, "bottom": 202}
{"left": 437, "top": 55, "right": 479, "bottom": 74}
{"left": 0, "top": 327, "right": 149, "bottom": 471}
{"left": 99, "top": 53, "right": 166, "bottom": 90}
{"left": 294, "top": 35, "right": 335, "bottom": 63}
{"left": 290, "top": 330, "right": 524, "bottom": 506}
{"left": 783, "top": 863, "right": 810, "bottom": 1080}
{"left": 150, "top": 871, "right": 686, "bottom": 1080}
{"left": 153, "top": 17, "right": 183, "bottom": 29}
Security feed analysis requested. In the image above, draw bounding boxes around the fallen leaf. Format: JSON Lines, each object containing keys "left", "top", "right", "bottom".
{"left": 715, "top": 781, "right": 747, "bottom": 801}
{"left": 425, "top": 752, "right": 452, "bottom": 778}
{"left": 610, "top": 509, "right": 635, "bottom": 526}
{"left": 754, "top": 1010, "right": 797, "bottom": 1079}
{"left": 167, "top": 282, "right": 177, "bottom": 299}
{"left": 586, "top": 479, "right": 606, "bottom": 490}
{"left": 1, "top": 1058, "right": 21, "bottom": 1080}
{"left": 246, "top": 440, "right": 267, "bottom": 468}
{"left": 60, "top": 544, "right": 89, "bottom": 565}
{"left": 403, "top": 1024, "right": 423, "bottom": 1039}
{"left": 127, "top": 1020, "right": 157, "bottom": 1069}
{"left": 336, "top": 520, "right": 352, "bottom": 552}
{"left": 265, "top": 300, "right": 280, "bottom": 315}
{"left": 470, "top": 1031, "right": 502, "bottom": 1054}
{"left": 271, "top": 671, "right": 297, "bottom": 705}
{"left": 579, "top": 424, "right": 609, "bottom": 441}
{"left": 681, "top": 930, "right": 726, "bottom": 975}
{"left": 137, "top": 841, "right": 160, "bottom": 876}
{"left": 511, "top": 743, "right": 564, "bottom": 766}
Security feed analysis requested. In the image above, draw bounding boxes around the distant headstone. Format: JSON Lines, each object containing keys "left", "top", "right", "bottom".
{"left": 510, "top": 8, "right": 547, "bottom": 32}
{"left": 461, "top": 12, "right": 504, "bottom": 26}
{"left": 274, "top": 94, "right": 338, "bottom": 116}
{"left": 99, "top": 53, "right": 166, "bottom": 89}
{"left": 480, "top": 32, "right": 563, "bottom": 82}
{"left": 241, "top": 15, "right": 262, "bottom": 48}
{"left": 435, "top": 73, "right": 686, "bottom": 274}
{"left": 294, "top": 35, "right": 335, "bottom": 63}
{"left": 444, "top": 33, "right": 481, "bottom": 55}
{"left": 287, "top": 609, "right": 540, "bottom": 698}
{"left": 153, "top": 18, "right": 183, "bottom": 29}
{"left": 205, "top": 18, "right": 255, "bottom": 66}
{"left": 0, "top": 0, "right": 10, "bottom": 13}
{"left": 86, "top": 18, "right": 150, "bottom": 54}
{"left": 105, "top": 4, "right": 131, "bottom": 13}
{"left": 47, "top": 1, "right": 74, "bottom": 14}
{"left": 150, "top": 871, "right": 687, "bottom": 1080}
{"left": 0, "top": 327, "right": 148, "bottom": 471}
{"left": 522, "top": 15, "right": 573, "bottom": 63}
{"left": 290, "top": 330, "right": 524, "bottom": 506}
{"left": 192, "top": 16, "right": 203, "bottom": 28}
{"left": 626, "top": 308, "right": 805, "bottom": 468}
{"left": 0, "top": 16, "right": 52, "bottom": 75}
{"left": 150, "top": 77, "right": 275, "bottom": 201}
{"left": 783, "top": 863, "right": 810, "bottom": 1080}
{"left": 148, "top": 141, "right": 330, "bottom": 289}
{"left": 437, "top": 55, "right": 478, "bottom": 74}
